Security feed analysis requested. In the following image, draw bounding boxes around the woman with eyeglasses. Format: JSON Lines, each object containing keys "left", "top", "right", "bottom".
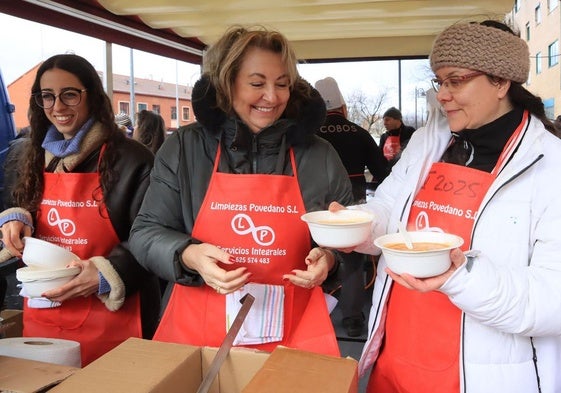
{"left": 331, "top": 20, "right": 560, "bottom": 393}
{"left": 0, "top": 54, "right": 160, "bottom": 366}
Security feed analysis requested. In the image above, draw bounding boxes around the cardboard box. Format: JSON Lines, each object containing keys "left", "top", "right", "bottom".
{"left": 0, "top": 355, "right": 78, "bottom": 393}
{"left": 0, "top": 309, "right": 23, "bottom": 338}
{"left": 243, "top": 346, "right": 358, "bottom": 393}
{"left": 50, "top": 338, "right": 358, "bottom": 393}
{"left": 50, "top": 337, "right": 269, "bottom": 393}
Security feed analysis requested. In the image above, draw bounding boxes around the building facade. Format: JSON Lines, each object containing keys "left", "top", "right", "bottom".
{"left": 110, "top": 73, "right": 195, "bottom": 130}
{"left": 509, "top": 0, "right": 561, "bottom": 119}
{"left": 7, "top": 63, "right": 196, "bottom": 131}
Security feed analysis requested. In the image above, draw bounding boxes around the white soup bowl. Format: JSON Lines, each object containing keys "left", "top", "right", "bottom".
{"left": 301, "top": 209, "right": 374, "bottom": 248}
{"left": 374, "top": 231, "right": 464, "bottom": 278}
{"left": 16, "top": 266, "right": 81, "bottom": 298}
{"left": 22, "top": 237, "right": 78, "bottom": 269}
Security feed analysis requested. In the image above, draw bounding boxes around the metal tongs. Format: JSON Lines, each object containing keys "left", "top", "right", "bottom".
{"left": 196, "top": 293, "right": 255, "bottom": 393}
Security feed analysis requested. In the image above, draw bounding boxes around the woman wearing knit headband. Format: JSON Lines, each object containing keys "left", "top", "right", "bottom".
{"left": 330, "top": 20, "right": 561, "bottom": 393}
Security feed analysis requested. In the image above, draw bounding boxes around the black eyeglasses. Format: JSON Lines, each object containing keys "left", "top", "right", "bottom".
{"left": 431, "top": 72, "right": 485, "bottom": 93}
{"left": 33, "top": 88, "right": 87, "bottom": 109}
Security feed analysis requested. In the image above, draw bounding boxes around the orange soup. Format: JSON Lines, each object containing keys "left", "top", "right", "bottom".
{"left": 385, "top": 242, "right": 450, "bottom": 251}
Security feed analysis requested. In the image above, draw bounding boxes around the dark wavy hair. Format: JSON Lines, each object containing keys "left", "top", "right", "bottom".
{"left": 133, "top": 110, "right": 166, "bottom": 154}
{"left": 13, "top": 53, "right": 125, "bottom": 212}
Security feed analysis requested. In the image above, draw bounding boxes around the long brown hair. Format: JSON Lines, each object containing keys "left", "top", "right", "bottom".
{"left": 13, "top": 54, "right": 124, "bottom": 212}
{"left": 133, "top": 110, "right": 166, "bottom": 154}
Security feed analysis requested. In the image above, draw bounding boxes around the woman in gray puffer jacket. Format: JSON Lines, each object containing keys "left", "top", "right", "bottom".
{"left": 130, "top": 26, "right": 353, "bottom": 356}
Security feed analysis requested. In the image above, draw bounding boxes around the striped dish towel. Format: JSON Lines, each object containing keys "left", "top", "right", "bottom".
{"left": 226, "top": 283, "right": 284, "bottom": 345}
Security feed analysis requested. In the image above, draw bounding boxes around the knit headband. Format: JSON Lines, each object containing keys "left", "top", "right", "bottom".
{"left": 430, "top": 23, "right": 530, "bottom": 84}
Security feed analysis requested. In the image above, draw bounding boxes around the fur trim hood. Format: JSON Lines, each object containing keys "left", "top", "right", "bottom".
{"left": 191, "top": 75, "right": 327, "bottom": 146}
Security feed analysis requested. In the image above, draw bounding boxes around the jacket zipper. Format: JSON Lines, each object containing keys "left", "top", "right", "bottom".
{"left": 251, "top": 135, "right": 258, "bottom": 173}
{"left": 461, "top": 153, "right": 543, "bottom": 393}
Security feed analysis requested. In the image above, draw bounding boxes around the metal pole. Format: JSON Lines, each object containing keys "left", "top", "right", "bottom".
{"left": 414, "top": 88, "right": 418, "bottom": 128}
{"left": 104, "top": 42, "right": 113, "bottom": 101}
{"left": 175, "top": 60, "right": 180, "bottom": 129}
{"left": 129, "top": 48, "right": 135, "bottom": 125}
{"left": 398, "top": 60, "right": 402, "bottom": 111}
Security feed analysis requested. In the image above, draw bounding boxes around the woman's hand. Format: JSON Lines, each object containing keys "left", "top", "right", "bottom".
{"left": 181, "top": 243, "right": 251, "bottom": 295}
{"left": 1, "top": 221, "right": 32, "bottom": 258}
{"left": 42, "top": 259, "right": 99, "bottom": 301}
{"left": 328, "top": 201, "right": 346, "bottom": 213}
{"left": 283, "top": 247, "right": 333, "bottom": 289}
{"left": 386, "top": 248, "right": 466, "bottom": 292}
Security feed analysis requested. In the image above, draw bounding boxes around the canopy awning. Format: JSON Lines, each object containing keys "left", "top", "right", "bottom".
{"left": 2, "top": 0, "right": 514, "bottom": 63}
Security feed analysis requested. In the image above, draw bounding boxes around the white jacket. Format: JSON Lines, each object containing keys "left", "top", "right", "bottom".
{"left": 356, "top": 111, "right": 561, "bottom": 393}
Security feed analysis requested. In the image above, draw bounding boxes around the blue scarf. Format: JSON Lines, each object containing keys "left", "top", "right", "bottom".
{"left": 41, "top": 118, "right": 95, "bottom": 157}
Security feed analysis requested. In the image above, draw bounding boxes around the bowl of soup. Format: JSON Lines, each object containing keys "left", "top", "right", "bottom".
{"left": 374, "top": 231, "right": 464, "bottom": 278}
{"left": 301, "top": 209, "right": 374, "bottom": 248}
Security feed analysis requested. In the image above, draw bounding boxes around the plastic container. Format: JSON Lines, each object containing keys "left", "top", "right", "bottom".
{"left": 22, "top": 237, "right": 78, "bottom": 269}
{"left": 301, "top": 209, "right": 374, "bottom": 248}
{"left": 374, "top": 231, "right": 464, "bottom": 278}
{"left": 16, "top": 266, "right": 80, "bottom": 298}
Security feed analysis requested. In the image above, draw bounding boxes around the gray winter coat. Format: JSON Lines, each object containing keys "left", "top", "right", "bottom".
{"left": 130, "top": 77, "right": 353, "bottom": 285}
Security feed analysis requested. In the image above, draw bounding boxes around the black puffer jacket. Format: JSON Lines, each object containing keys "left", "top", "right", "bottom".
{"left": 2, "top": 134, "right": 160, "bottom": 338}
{"left": 130, "top": 77, "right": 354, "bottom": 285}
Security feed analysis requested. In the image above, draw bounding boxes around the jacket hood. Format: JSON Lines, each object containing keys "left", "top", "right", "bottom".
{"left": 191, "top": 75, "right": 327, "bottom": 146}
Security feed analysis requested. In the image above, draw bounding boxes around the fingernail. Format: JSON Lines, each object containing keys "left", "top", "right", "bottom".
{"left": 229, "top": 256, "right": 236, "bottom": 263}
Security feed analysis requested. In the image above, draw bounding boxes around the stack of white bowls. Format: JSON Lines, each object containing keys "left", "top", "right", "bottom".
{"left": 16, "top": 237, "right": 80, "bottom": 298}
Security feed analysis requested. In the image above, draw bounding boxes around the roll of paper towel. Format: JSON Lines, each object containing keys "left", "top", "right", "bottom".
{"left": 0, "top": 337, "right": 81, "bottom": 367}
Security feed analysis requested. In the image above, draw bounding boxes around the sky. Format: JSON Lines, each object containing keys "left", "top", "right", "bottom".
{"left": 0, "top": 12, "right": 431, "bottom": 122}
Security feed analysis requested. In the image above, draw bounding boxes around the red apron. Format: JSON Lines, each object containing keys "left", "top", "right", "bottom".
{"left": 369, "top": 112, "right": 528, "bottom": 392}
{"left": 154, "top": 147, "right": 339, "bottom": 356}
{"left": 23, "top": 147, "right": 142, "bottom": 366}
{"left": 383, "top": 135, "right": 401, "bottom": 161}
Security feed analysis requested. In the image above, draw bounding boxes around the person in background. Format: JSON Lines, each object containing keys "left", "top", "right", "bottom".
{"left": 331, "top": 20, "right": 561, "bottom": 393}
{"left": 132, "top": 109, "right": 168, "bottom": 296}
{"left": 114, "top": 112, "right": 133, "bottom": 136}
{"left": 553, "top": 114, "right": 561, "bottom": 136}
{"left": 16, "top": 107, "right": 33, "bottom": 139}
{"left": 129, "top": 25, "right": 353, "bottom": 356}
{"left": 0, "top": 54, "right": 160, "bottom": 366}
{"left": 133, "top": 109, "right": 166, "bottom": 155}
{"left": 379, "top": 106, "right": 416, "bottom": 167}
{"left": 314, "top": 76, "right": 388, "bottom": 337}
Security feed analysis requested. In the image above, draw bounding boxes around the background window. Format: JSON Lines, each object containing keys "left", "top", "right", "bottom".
{"left": 543, "top": 98, "right": 554, "bottom": 119}
{"left": 152, "top": 104, "right": 160, "bottom": 114}
{"left": 535, "top": 4, "right": 542, "bottom": 24}
{"left": 182, "top": 107, "right": 190, "bottom": 121}
{"left": 525, "top": 23, "right": 530, "bottom": 41}
{"left": 548, "top": 0, "right": 558, "bottom": 12}
{"left": 536, "top": 52, "right": 542, "bottom": 74}
{"left": 549, "top": 41, "right": 559, "bottom": 67}
{"left": 118, "top": 102, "right": 129, "bottom": 115}
{"left": 171, "top": 106, "right": 177, "bottom": 120}
{"left": 137, "top": 103, "right": 147, "bottom": 111}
